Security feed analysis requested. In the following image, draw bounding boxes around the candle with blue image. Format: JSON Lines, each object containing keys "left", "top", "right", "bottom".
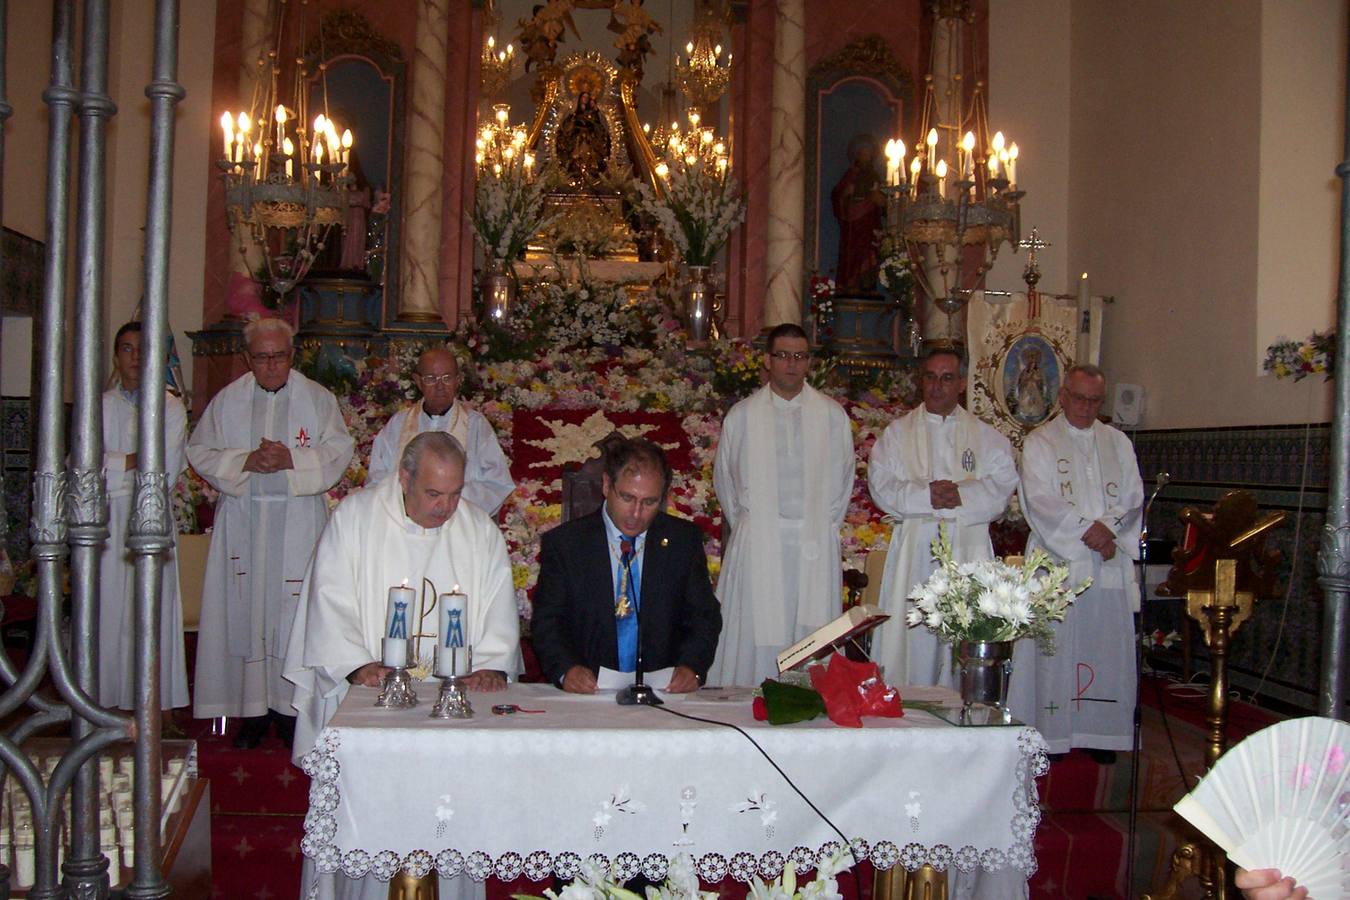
{"left": 382, "top": 582, "right": 416, "bottom": 667}
{"left": 435, "top": 586, "right": 469, "bottom": 677}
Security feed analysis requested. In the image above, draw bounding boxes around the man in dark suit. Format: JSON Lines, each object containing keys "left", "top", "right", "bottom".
{"left": 532, "top": 438, "right": 722, "bottom": 693}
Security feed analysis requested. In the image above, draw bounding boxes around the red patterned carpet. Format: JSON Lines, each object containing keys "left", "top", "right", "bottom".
{"left": 191, "top": 673, "right": 1281, "bottom": 900}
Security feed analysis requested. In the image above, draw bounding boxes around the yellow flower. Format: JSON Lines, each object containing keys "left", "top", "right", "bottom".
{"left": 512, "top": 563, "right": 530, "bottom": 590}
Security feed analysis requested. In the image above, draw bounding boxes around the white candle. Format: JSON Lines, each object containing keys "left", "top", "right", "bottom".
{"left": 435, "top": 588, "right": 469, "bottom": 677}
{"left": 382, "top": 583, "right": 416, "bottom": 667}
{"left": 1007, "top": 142, "right": 1019, "bottom": 186}
{"left": 220, "top": 112, "right": 233, "bottom": 159}
{"left": 935, "top": 159, "right": 948, "bottom": 199}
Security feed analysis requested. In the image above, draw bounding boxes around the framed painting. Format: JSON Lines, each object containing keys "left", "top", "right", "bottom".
{"left": 805, "top": 36, "right": 912, "bottom": 299}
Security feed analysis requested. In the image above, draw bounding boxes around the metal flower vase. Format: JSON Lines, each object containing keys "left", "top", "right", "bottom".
{"left": 955, "top": 640, "right": 1014, "bottom": 724}
{"left": 681, "top": 264, "right": 713, "bottom": 342}
{"left": 480, "top": 257, "right": 515, "bottom": 322}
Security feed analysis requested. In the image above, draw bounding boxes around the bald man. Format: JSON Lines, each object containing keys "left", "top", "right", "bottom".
{"left": 366, "top": 347, "right": 515, "bottom": 514}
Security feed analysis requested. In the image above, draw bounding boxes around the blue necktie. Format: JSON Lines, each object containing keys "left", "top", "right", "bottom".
{"left": 615, "top": 536, "right": 641, "bottom": 672}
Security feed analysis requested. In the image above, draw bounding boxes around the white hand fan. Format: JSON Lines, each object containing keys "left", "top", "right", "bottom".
{"left": 1173, "top": 716, "right": 1350, "bottom": 899}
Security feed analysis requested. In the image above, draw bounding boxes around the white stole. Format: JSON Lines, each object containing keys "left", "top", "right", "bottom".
{"left": 397, "top": 402, "right": 470, "bottom": 459}
{"left": 743, "top": 384, "right": 831, "bottom": 644}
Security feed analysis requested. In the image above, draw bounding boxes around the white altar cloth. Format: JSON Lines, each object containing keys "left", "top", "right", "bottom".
{"left": 300, "top": 684, "right": 1046, "bottom": 895}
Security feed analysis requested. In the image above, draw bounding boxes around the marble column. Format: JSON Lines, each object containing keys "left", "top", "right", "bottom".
{"left": 763, "top": 0, "right": 806, "bottom": 329}
{"left": 399, "top": 0, "right": 450, "bottom": 322}
{"left": 230, "top": 0, "right": 269, "bottom": 278}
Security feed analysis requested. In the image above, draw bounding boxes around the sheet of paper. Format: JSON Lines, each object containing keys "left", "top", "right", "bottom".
{"left": 596, "top": 666, "right": 676, "bottom": 691}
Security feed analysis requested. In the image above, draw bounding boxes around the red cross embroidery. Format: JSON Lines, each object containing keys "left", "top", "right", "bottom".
{"left": 294, "top": 427, "right": 311, "bottom": 448}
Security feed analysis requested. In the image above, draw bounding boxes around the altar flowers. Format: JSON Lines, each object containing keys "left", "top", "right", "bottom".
{"left": 907, "top": 524, "right": 1089, "bottom": 654}
{"left": 636, "top": 124, "right": 745, "bottom": 268}
{"left": 512, "top": 848, "right": 850, "bottom": 900}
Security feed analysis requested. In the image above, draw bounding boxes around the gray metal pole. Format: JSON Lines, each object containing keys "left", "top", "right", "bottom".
{"left": 28, "top": 2, "right": 79, "bottom": 895}
{"left": 1318, "top": 11, "right": 1350, "bottom": 722}
{"left": 63, "top": 0, "right": 117, "bottom": 895}
{"left": 124, "top": 0, "right": 182, "bottom": 896}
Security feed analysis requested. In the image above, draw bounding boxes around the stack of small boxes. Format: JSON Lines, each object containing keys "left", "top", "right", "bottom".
{"left": 0, "top": 748, "right": 191, "bottom": 891}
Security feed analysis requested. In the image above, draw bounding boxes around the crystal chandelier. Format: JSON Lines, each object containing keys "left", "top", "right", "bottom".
{"left": 474, "top": 104, "right": 535, "bottom": 176}
{"left": 218, "top": 0, "right": 354, "bottom": 297}
{"left": 884, "top": 0, "right": 1023, "bottom": 346}
{"left": 674, "top": 0, "right": 731, "bottom": 109}
{"left": 480, "top": 0, "right": 515, "bottom": 102}
{"left": 655, "top": 109, "right": 729, "bottom": 180}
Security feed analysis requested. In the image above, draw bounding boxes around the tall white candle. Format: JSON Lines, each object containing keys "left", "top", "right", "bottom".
{"left": 435, "top": 588, "right": 469, "bottom": 677}
{"left": 382, "top": 583, "right": 416, "bottom": 667}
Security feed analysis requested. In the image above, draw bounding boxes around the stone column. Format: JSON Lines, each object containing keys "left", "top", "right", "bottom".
{"left": 230, "top": 0, "right": 268, "bottom": 278}
{"left": 763, "top": 0, "right": 806, "bottom": 329}
{"left": 399, "top": 0, "right": 450, "bottom": 322}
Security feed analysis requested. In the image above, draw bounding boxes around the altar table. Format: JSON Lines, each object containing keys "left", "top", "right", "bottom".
{"left": 299, "top": 684, "right": 1047, "bottom": 896}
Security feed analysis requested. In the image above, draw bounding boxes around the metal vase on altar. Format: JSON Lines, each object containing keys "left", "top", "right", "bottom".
{"left": 680, "top": 264, "right": 713, "bottom": 341}
{"left": 955, "top": 640, "right": 1014, "bottom": 724}
{"left": 479, "top": 258, "right": 515, "bottom": 321}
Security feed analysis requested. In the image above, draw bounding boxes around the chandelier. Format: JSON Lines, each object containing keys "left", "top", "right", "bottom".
{"left": 674, "top": 1, "right": 731, "bottom": 109}
{"left": 218, "top": 0, "right": 353, "bottom": 297}
{"left": 480, "top": 0, "right": 515, "bottom": 101}
{"left": 655, "top": 109, "right": 729, "bottom": 180}
{"left": 884, "top": 0, "right": 1023, "bottom": 346}
{"left": 475, "top": 104, "right": 535, "bottom": 176}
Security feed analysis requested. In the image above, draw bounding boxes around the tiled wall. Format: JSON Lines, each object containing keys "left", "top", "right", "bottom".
{"left": 1132, "top": 423, "right": 1332, "bottom": 711}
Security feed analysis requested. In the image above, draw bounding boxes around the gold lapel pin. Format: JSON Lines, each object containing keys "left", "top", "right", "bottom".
{"left": 660, "top": 537, "right": 670, "bottom": 547}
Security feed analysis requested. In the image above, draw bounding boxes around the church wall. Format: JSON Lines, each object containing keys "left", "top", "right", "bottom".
{"left": 1255, "top": 0, "right": 1344, "bottom": 369}
{"left": 985, "top": 0, "right": 1072, "bottom": 297}
{"left": 1, "top": 0, "right": 217, "bottom": 404}
{"left": 1067, "top": 0, "right": 1335, "bottom": 429}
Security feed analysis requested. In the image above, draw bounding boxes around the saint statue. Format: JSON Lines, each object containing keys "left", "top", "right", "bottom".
{"left": 831, "top": 134, "right": 886, "bottom": 293}
{"left": 555, "top": 91, "right": 612, "bottom": 185}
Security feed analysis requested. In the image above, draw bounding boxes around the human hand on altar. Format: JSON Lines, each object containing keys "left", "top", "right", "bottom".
{"left": 664, "top": 666, "right": 701, "bottom": 693}
{"left": 929, "top": 480, "right": 962, "bottom": 510}
{"left": 1234, "top": 868, "right": 1307, "bottom": 900}
{"left": 561, "top": 665, "right": 598, "bottom": 694}
{"left": 1081, "top": 521, "right": 1117, "bottom": 559}
{"left": 347, "top": 662, "right": 390, "bottom": 687}
{"left": 463, "top": 670, "right": 507, "bottom": 691}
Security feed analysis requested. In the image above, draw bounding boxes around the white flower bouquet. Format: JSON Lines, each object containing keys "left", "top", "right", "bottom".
{"left": 470, "top": 160, "right": 555, "bottom": 263}
{"left": 635, "top": 155, "right": 745, "bottom": 268}
{"left": 515, "top": 850, "right": 849, "bottom": 900}
{"left": 907, "top": 524, "right": 1091, "bottom": 654}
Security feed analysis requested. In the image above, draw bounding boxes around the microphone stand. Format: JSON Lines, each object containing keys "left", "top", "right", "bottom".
{"left": 1125, "top": 471, "right": 1170, "bottom": 892}
{"left": 617, "top": 607, "right": 663, "bottom": 706}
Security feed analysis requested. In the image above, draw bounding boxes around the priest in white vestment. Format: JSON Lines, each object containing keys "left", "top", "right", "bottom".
{"left": 711, "top": 324, "right": 854, "bottom": 686}
{"left": 187, "top": 317, "right": 354, "bottom": 748}
{"left": 1009, "top": 365, "right": 1143, "bottom": 756}
{"left": 286, "top": 431, "right": 519, "bottom": 900}
{"left": 868, "top": 349, "right": 1018, "bottom": 686}
{"left": 366, "top": 347, "right": 514, "bottom": 514}
{"left": 99, "top": 321, "right": 190, "bottom": 710}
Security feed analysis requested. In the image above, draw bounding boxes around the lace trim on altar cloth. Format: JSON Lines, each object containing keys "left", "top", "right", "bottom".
{"left": 300, "top": 726, "right": 1050, "bottom": 883}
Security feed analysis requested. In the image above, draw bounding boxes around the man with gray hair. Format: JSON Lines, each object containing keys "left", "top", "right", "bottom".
{"left": 366, "top": 346, "right": 514, "bottom": 515}
{"left": 1010, "top": 363, "right": 1143, "bottom": 760}
{"left": 868, "top": 347, "right": 1018, "bottom": 686}
{"left": 188, "top": 316, "right": 355, "bottom": 749}
{"left": 284, "top": 431, "right": 520, "bottom": 763}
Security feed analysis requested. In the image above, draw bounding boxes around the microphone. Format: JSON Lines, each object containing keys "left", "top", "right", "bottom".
{"left": 617, "top": 604, "right": 663, "bottom": 707}
{"left": 1140, "top": 471, "right": 1171, "bottom": 560}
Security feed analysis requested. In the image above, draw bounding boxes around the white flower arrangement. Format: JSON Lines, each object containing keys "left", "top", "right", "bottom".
{"left": 515, "top": 850, "right": 849, "bottom": 900}
{"left": 470, "top": 159, "right": 556, "bottom": 263}
{"left": 635, "top": 155, "right": 745, "bottom": 268}
{"left": 907, "top": 524, "right": 1091, "bottom": 653}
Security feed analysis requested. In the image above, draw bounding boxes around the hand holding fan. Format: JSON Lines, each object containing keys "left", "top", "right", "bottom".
{"left": 1173, "top": 717, "right": 1349, "bottom": 898}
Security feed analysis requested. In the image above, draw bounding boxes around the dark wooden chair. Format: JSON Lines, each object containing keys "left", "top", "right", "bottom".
{"left": 560, "top": 430, "right": 627, "bottom": 522}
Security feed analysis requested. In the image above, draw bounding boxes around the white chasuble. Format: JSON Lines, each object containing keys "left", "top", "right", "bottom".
{"left": 283, "top": 475, "right": 521, "bottom": 763}
{"left": 868, "top": 406, "right": 1017, "bottom": 686}
{"left": 98, "top": 388, "right": 190, "bottom": 709}
{"left": 366, "top": 402, "right": 516, "bottom": 515}
{"left": 1008, "top": 414, "right": 1144, "bottom": 753}
{"left": 187, "top": 371, "right": 354, "bottom": 718}
{"left": 711, "top": 385, "right": 853, "bottom": 686}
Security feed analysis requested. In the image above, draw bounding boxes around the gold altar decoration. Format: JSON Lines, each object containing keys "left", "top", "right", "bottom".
{"left": 1143, "top": 495, "right": 1287, "bottom": 900}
